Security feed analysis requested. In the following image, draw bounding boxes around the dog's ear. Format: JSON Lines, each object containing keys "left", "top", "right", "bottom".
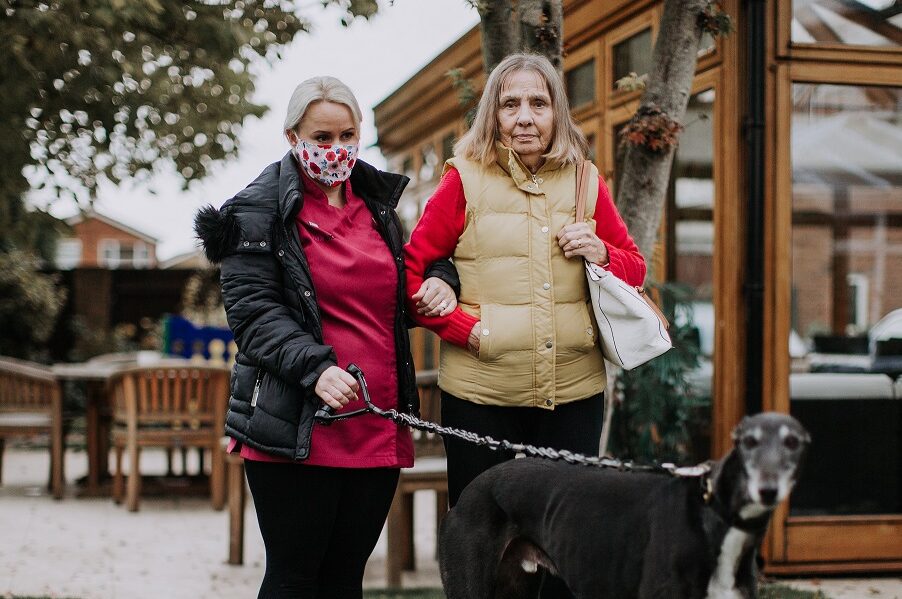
{"left": 731, "top": 416, "right": 751, "bottom": 442}
{"left": 799, "top": 428, "right": 812, "bottom": 445}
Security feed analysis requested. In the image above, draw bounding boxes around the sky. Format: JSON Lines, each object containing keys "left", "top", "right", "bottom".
{"left": 40, "top": 0, "right": 479, "bottom": 261}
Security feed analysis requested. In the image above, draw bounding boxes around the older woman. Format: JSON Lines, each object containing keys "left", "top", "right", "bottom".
{"left": 405, "top": 53, "right": 646, "bottom": 507}
{"left": 195, "top": 76, "right": 458, "bottom": 599}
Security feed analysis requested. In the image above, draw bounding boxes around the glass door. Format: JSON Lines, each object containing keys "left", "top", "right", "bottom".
{"left": 784, "top": 80, "right": 902, "bottom": 564}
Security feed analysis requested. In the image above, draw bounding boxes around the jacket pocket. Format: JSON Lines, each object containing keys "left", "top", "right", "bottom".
{"left": 477, "top": 303, "right": 532, "bottom": 361}
{"left": 555, "top": 302, "right": 597, "bottom": 352}
{"left": 230, "top": 362, "right": 259, "bottom": 415}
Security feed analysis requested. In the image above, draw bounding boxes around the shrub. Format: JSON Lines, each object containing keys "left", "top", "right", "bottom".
{"left": 0, "top": 250, "right": 66, "bottom": 361}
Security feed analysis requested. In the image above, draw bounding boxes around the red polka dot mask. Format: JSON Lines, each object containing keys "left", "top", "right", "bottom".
{"left": 294, "top": 141, "right": 359, "bottom": 188}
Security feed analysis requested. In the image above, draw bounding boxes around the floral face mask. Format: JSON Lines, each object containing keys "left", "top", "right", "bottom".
{"left": 294, "top": 141, "right": 358, "bottom": 188}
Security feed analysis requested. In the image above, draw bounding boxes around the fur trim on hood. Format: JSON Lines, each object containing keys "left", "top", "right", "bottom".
{"left": 194, "top": 205, "right": 238, "bottom": 264}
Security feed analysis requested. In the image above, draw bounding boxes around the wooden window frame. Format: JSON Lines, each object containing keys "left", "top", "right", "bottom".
{"left": 604, "top": 7, "right": 661, "bottom": 108}
{"left": 576, "top": 114, "right": 601, "bottom": 166}
{"left": 564, "top": 41, "right": 602, "bottom": 120}
{"left": 98, "top": 239, "right": 121, "bottom": 269}
{"left": 765, "top": 61, "right": 902, "bottom": 572}
{"left": 776, "top": 1, "right": 902, "bottom": 66}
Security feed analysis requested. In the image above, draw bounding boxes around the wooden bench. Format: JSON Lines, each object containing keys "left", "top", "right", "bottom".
{"left": 0, "top": 356, "right": 65, "bottom": 499}
{"left": 386, "top": 456, "right": 448, "bottom": 587}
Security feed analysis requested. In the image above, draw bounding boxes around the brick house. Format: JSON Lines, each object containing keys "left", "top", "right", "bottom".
{"left": 55, "top": 211, "right": 157, "bottom": 269}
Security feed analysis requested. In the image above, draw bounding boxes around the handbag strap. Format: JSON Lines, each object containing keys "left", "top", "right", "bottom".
{"left": 574, "top": 160, "right": 591, "bottom": 223}
{"left": 637, "top": 287, "right": 671, "bottom": 330}
{"left": 576, "top": 160, "right": 670, "bottom": 331}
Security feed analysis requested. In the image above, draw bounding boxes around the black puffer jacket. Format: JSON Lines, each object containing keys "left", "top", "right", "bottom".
{"left": 194, "top": 152, "right": 458, "bottom": 461}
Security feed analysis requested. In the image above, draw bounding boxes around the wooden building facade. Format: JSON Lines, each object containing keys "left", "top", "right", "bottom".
{"left": 374, "top": 0, "right": 902, "bottom": 573}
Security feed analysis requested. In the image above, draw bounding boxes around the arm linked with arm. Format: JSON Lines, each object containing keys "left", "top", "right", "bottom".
{"left": 403, "top": 167, "right": 478, "bottom": 347}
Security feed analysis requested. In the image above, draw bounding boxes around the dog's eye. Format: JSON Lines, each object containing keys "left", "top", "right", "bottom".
{"left": 783, "top": 435, "right": 800, "bottom": 450}
{"left": 742, "top": 436, "right": 759, "bottom": 450}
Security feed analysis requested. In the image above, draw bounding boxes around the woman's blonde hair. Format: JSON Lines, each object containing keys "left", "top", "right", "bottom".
{"left": 283, "top": 76, "right": 362, "bottom": 138}
{"left": 454, "top": 53, "right": 588, "bottom": 167}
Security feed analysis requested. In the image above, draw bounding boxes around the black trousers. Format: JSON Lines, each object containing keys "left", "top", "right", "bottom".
{"left": 440, "top": 391, "right": 604, "bottom": 599}
{"left": 440, "top": 390, "right": 605, "bottom": 507}
{"left": 244, "top": 461, "right": 399, "bottom": 599}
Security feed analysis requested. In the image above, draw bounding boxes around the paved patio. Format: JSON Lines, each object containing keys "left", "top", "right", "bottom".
{"left": 1, "top": 448, "right": 899, "bottom": 598}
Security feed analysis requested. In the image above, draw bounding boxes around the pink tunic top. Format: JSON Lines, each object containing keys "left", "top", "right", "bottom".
{"left": 232, "top": 171, "right": 414, "bottom": 468}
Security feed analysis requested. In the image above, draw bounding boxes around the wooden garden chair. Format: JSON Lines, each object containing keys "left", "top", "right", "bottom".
{"left": 0, "top": 356, "right": 65, "bottom": 499}
{"left": 109, "top": 364, "right": 229, "bottom": 511}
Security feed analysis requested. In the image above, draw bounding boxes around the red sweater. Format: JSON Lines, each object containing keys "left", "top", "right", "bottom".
{"left": 233, "top": 172, "right": 414, "bottom": 468}
{"left": 404, "top": 167, "right": 646, "bottom": 347}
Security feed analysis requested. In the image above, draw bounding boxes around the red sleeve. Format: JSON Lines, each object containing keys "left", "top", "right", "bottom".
{"left": 593, "top": 176, "right": 646, "bottom": 287}
{"left": 403, "top": 167, "right": 479, "bottom": 347}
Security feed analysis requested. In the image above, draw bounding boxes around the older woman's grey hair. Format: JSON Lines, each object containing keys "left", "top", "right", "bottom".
{"left": 283, "top": 76, "right": 363, "bottom": 137}
{"left": 454, "top": 53, "right": 588, "bottom": 167}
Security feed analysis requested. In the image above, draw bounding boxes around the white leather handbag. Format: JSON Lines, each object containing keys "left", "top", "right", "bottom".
{"left": 575, "top": 161, "right": 672, "bottom": 370}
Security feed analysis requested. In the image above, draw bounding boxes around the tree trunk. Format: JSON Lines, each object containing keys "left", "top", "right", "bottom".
{"left": 477, "top": 1, "right": 518, "bottom": 74}
{"left": 477, "top": 0, "right": 563, "bottom": 74}
{"left": 518, "top": 0, "right": 564, "bottom": 74}
{"left": 615, "top": 0, "right": 708, "bottom": 263}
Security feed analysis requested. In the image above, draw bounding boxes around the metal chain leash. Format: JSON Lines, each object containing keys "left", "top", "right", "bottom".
{"left": 381, "top": 407, "right": 712, "bottom": 480}
{"left": 317, "top": 365, "right": 713, "bottom": 480}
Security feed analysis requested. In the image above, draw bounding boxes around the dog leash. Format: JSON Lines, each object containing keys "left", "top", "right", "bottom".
{"left": 315, "top": 364, "right": 714, "bottom": 482}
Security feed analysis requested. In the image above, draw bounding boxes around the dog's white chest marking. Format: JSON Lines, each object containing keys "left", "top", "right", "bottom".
{"left": 706, "top": 527, "right": 751, "bottom": 599}
{"left": 739, "top": 504, "right": 769, "bottom": 520}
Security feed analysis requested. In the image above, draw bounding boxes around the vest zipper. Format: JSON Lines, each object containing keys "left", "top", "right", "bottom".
{"left": 251, "top": 370, "right": 263, "bottom": 407}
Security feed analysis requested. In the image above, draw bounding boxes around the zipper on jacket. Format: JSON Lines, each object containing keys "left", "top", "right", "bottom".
{"left": 251, "top": 370, "right": 263, "bottom": 407}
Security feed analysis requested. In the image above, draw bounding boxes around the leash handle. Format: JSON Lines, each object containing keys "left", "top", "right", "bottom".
{"left": 313, "top": 363, "right": 385, "bottom": 424}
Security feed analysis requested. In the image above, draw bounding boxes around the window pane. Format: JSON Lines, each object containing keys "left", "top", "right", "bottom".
{"left": 134, "top": 243, "right": 151, "bottom": 268}
{"left": 119, "top": 243, "right": 134, "bottom": 261}
{"left": 100, "top": 240, "right": 119, "bottom": 268}
{"left": 792, "top": 0, "right": 901, "bottom": 47}
{"left": 55, "top": 239, "right": 82, "bottom": 270}
{"left": 789, "top": 83, "right": 902, "bottom": 516}
{"left": 668, "top": 88, "right": 716, "bottom": 462}
{"left": 613, "top": 29, "right": 653, "bottom": 89}
{"left": 566, "top": 59, "right": 595, "bottom": 108}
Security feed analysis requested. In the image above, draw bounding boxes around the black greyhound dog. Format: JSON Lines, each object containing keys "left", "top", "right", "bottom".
{"left": 439, "top": 412, "right": 810, "bottom": 599}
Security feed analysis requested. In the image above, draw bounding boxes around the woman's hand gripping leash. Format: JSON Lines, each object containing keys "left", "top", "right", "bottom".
{"left": 313, "top": 364, "right": 387, "bottom": 425}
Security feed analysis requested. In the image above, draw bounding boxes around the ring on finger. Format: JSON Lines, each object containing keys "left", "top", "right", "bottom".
{"left": 438, "top": 301, "right": 448, "bottom": 309}
{"left": 575, "top": 239, "right": 582, "bottom": 248}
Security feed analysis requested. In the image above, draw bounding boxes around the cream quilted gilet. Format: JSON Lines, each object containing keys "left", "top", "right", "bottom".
{"left": 439, "top": 147, "right": 606, "bottom": 409}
